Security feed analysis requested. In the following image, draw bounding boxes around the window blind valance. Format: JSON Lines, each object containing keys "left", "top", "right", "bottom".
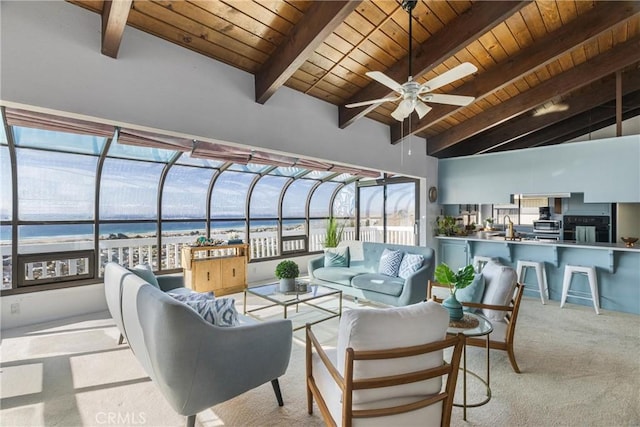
{"left": 117, "top": 128, "right": 193, "bottom": 151}
{"left": 4, "top": 108, "right": 115, "bottom": 138}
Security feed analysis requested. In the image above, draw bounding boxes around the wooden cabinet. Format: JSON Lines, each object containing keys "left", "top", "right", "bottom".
{"left": 181, "top": 244, "right": 249, "bottom": 296}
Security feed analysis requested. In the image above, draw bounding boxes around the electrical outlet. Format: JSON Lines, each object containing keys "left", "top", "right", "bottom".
{"left": 10, "top": 303, "right": 20, "bottom": 314}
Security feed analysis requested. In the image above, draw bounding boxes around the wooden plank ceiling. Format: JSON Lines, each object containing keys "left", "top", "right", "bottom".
{"left": 68, "top": 0, "right": 640, "bottom": 158}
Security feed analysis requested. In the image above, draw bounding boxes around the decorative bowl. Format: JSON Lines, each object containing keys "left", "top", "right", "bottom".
{"left": 621, "top": 237, "right": 638, "bottom": 247}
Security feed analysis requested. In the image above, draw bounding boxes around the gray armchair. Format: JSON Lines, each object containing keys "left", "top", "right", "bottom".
{"left": 104, "top": 262, "right": 293, "bottom": 427}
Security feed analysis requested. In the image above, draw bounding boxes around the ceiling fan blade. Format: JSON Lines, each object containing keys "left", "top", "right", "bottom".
{"left": 414, "top": 101, "right": 432, "bottom": 119}
{"left": 423, "top": 93, "right": 475, "bottom": 106}
{"left": 345, "top": 96, "right": 401, "bottom": 109}
{"left": 419, "top": 62, "right": 478, "bottom": 92}
{"left": 366, "top": 71, "right": 404, "bottom": 92}
{"left": 391, "top": 99, "right": 414, "bottom": 122}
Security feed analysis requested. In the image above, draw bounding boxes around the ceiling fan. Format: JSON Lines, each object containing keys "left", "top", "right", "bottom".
{"left": 345, "top": 0, "right": 478, "bottom": 122}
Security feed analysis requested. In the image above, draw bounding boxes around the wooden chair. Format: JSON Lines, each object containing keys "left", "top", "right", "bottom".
{"left": 428, "top": 279, "right": 525, "bottom": 373}
{"left": 305, "top": 302, "right": 464, "bottom": 427}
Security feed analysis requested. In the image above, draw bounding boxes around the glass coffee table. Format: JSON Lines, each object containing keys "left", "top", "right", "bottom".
{"left": 243, "top": 281, "right": 342, "bottom": 330}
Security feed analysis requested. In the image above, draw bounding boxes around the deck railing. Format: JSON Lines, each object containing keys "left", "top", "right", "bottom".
{"left": 2, "top": 226, "right": 414, "bottom": 286}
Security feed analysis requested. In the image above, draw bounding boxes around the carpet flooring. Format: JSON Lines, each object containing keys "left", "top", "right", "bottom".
{"left": 1, "top": 293, "right": 639, "bottom": 427}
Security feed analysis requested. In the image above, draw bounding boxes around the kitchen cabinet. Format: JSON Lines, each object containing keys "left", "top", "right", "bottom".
{"left": 181, "top": 244, "right": 249, "bottom": 296}
{"left": 438, "top": 239, "right": 468, "bottom": 271}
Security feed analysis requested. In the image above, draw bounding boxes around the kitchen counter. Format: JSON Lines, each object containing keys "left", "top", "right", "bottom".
{"left": 437, "top": 233, "right": 640, "bottom": 252}
{"left": 435, "top": 234, "right": 640, "bottom": 315}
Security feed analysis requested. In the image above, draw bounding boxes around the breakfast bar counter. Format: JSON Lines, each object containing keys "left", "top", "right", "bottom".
{"left": 436, "top": 235, "right": 640, "bottom": 315}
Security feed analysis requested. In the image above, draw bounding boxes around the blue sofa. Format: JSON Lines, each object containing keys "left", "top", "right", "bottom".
{"left": 308, "top": 241, "right": 435, "bottom": 306}
{"left": 104, "top": 262, "right": 292, "bottom": 427}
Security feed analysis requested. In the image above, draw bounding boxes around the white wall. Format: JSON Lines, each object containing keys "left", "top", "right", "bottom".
{"left": 1, "top": 284, "right": 107, "bottom": 330}
{"left": 0, "top": 0, "right": 428, "bottom": 179}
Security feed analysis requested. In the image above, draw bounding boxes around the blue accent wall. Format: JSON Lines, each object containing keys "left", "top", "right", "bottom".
{"left": 438, "top": 135, "right": 640, "bottom": 204}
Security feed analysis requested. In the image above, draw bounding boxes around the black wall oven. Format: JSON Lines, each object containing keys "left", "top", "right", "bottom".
{"left": 563, "top": 215, "right": 610, "bottom": 243}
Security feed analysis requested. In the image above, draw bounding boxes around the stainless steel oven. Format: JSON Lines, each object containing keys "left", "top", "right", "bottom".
{"left": 533, "top": 220, "right": 561, "bottom": 241}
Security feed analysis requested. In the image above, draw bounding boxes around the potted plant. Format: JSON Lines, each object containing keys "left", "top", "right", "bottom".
{"left": 275, "top": 259, "right": 299, "bottom": 292}
{"left": 324, "top": 216, "right": 344, "bottom": 248}
{"left": 434, "top": 263, "right": 475, "bottom": 321}
{"left": 484, "top": 217, "right": 494, "bottom": 231}
{"left": 435, "top": 215, "right": 459, "bottom": 236}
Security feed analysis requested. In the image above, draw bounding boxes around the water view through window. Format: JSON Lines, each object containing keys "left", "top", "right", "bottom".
{"left": 1, "top": 121, "right": 417, "bottom": 291}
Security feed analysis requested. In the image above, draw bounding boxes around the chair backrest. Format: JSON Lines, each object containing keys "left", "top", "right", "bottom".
{"left": 335, "top": 301, "right": 463, "bottom": 426}
{"left": 480, "top": 260, "right": 518, "bottom": 322}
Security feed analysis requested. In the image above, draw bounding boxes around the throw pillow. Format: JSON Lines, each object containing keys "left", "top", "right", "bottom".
{"left": 175, "top": 296, "right": 239, "bottom": 327}
{"left": 455, "top": 273, "right": 485, "bottom": 313}
{"left": 324, "top": 246, "right": 350, "bottom": 268}
{"left": 378, "top": 248, "right": 403, "bottom": 277}
{"left": 167, "top": 290, "right": 215, "bottom": 303}
{"left": 128, "top": 263, "right": 159, "bottom": 289}
{"left": 398, "top": 253, "right": 425, "bottom": 279}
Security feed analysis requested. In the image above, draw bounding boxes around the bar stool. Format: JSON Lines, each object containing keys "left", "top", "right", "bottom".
{"left": 561, "top": 265, "right": 600, "bottom": 314}
{"left": 516, "top": 260, "right": 549, "bottom": 304}
{"left": 473, "top": 256, "right": 494, "bottom": 273}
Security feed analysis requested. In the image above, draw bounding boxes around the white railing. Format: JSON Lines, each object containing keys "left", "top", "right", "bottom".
{"left": 2, "top": 225, "right": 414, "bottom": 285}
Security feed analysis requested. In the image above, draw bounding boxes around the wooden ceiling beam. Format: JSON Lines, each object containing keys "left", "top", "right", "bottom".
{"left": 101, "top": 0, "right": 132, "bottom": 58}
{"left": 509, "top": 94, "right": 640, "bottom": 151}
{"left": 391, "top": 1, "right": 640, "bottom": 144}
{"left": 427, "top": 36, "right": 640, "bottom": 155}
{"left": 440, "top": 70, "right": 640, "bottom": 156}
{"left": 338, "top": 1, "right": 530, "bottom": 129}
{"left": 254, "top": 1, "right": 362, "bottom": 105}
{"left": 534, "top": 103, "right": 640, "bottom": 149}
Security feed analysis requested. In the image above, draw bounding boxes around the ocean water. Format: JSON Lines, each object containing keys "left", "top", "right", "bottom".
{"left": 2, "top": 220, "right": 277, "bottom": 240}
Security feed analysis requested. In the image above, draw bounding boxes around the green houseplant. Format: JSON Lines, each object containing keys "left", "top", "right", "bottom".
{"left": 324, "top": 217, "right": 344, "bottom": 248}
{"left": 434, "top": 263, "right": 475, "bottom": 321}
{"left": 435, "top": 215, "right": 459, "bottom": 236}
{"left": 275, "top": 260, "right": 299, "bottom": 292}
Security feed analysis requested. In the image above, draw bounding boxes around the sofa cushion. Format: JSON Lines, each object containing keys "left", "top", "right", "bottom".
{"left": 313, "top": 267, "right": 360, "bottom": 287}
{"left": 378, "top": 248, "right": 403, "bottom": 277}
{"left": 336, "top": 301, "right": 449, "bottom": 405}
{"left": 481, "top": 261, "right": 517, "bottom": 321}
{"left": 398, "top": 253, "right": 424, "bottom": 279}
{"left": 324, "top": 246, "right": 350, "bottom": 268}
{"left": 351, "top": 273, "right": 405, "bottom": 297}
{"left": 455, "top": 273, "right": 485, "bottom": 313}
{"left": 128, "top": 264, "right": 159, "bottom": 289}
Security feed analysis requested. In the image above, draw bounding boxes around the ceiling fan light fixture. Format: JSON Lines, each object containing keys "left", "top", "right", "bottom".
{"left": 415, "top": 101, "right": 432, "bottom": 119}
{"left": 391, "top": 98, "right": 415, "bottom": 121}
{"left": 532, "top": 101, "right": 570, "bottom": 116}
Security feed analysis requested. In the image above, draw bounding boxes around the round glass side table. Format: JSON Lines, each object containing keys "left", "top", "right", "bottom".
{"left": 447, "top": 312, "right": 493, "bottom": 421}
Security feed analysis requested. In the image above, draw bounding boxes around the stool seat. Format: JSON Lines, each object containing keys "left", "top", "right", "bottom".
{"left": 516, "top": 260, "right": 548, "bottom": 304}
{"left": 561, "top": 265, "right": 600, "bottom": 314}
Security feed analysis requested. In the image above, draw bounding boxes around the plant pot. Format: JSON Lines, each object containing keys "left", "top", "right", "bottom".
{"left": 279, "top": 278, "right": 296, "bottom": 293}
{"left": 442, "top": 293, "right": 464, "bottom": 321}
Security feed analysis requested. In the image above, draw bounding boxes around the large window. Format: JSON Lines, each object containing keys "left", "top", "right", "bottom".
{"left": 163, "top": 165, "right": 215, "bottom": 219}
{"left": 358, "top": 179, "right": 418, "bottom": 244}
{"left": 211, "top": 171, "right": 254, "bottom": 219}
{"left": 0, "top": 108, "right": 405, "bottom": 293}
{"left": 17, "top": 149, "right": 97, "bottom": 221}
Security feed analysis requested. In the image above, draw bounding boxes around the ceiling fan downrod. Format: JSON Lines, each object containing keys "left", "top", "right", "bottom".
{"left": 401, "top": 0, "right": 418, "bottom": 79}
